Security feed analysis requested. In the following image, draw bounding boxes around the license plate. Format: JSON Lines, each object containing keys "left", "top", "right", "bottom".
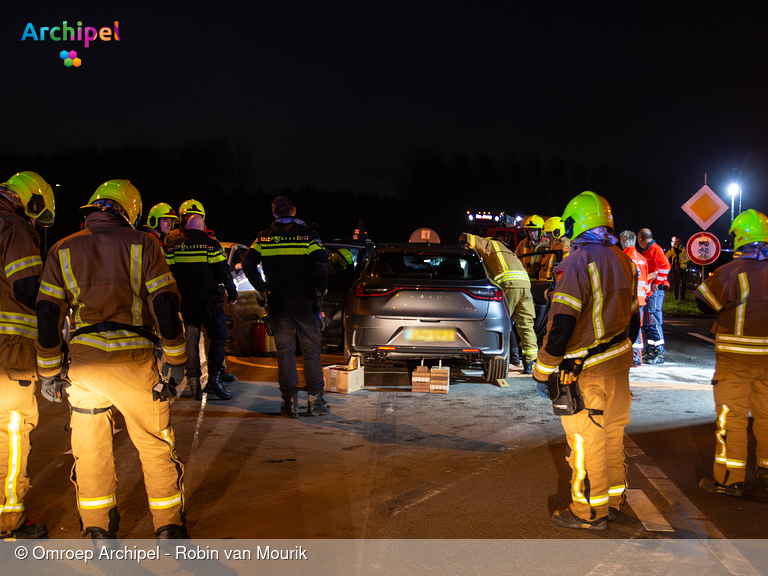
{"left": 404, "top": 328, "right": 456, "bottom": 343}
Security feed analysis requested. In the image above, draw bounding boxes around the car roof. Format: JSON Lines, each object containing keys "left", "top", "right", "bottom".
{"left": 376, "top": 243, "right": 477, "bottom": 256}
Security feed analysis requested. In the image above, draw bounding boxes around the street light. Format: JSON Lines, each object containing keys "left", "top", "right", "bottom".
{"left": 728, "top": 183, "right": 741, "bottom": 223}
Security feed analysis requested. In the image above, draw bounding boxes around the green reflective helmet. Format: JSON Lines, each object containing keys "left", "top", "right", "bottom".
{"left": 179, "top": 199, "right": 205, "bottom": 219}
{"left": 562, "top": 191, "right": 613, "bottom": 240}
{"left": 81, "top": 179, "right": 143, "bottom": 229}
{"left": 729, "top": 209, "right": 768, "bottom": 249}
{"left": 2, "top": 171, "right": 55, "bottom": 226}
{"left": 147, "top": 202, "right": 179, "bottom": 229}
{"left": 543, "top": 216, "right": 565, "bottom": 239}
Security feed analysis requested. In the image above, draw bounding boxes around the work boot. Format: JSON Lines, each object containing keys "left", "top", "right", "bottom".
{"left": 2, "top": 519, "right": 48, "bottom": 540}
{"left": 187, "top": 376, "right": 202, "bottom": 401}
{"left": 306, "top": 392, "right": 330, "bottom": 416}
{"left": 757, "top": 467, "right": 768, "bottom": 489}
{"left": 85, "top": 526, "right": 117, "bottom": 539}
{"left": 155, "top": 524, "right": 189, "bottom": 539}
{"left": 643, "top": 346, "right": 657, "bottom": 364}
{"left": 607, "top": 507, "right": 621, "bottom": 522}
{"left": 699, "top": 476, "right": 744, "bottom": 497}
{"left": 509, "top": 348, "right": 521, "bottom": 367}
{"left": 203, "top": 372, "right": 233, "bottom": 400}
{"left": 219, "top": 371, "right": 237, "bottom": 383}
{"left": 523, "top": 359, "right": 535, "bottom": 375}
{"left": 551, "top": 508, "right": 608, "bottom": 531}
{"left": 280, "top": 393, "right": 299, "bottom": 419}
{"left": 645, "top": 352, "right": 665, "bottom": 365}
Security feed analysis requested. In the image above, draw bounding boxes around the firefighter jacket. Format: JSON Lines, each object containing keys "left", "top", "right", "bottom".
{"left": 465, "top": 234, "right": 530, "bottom": 288}
{"left": 164, "top": 229, "right": 237, "bottom": 318}
{"left": 637, "top": 240, "right": 670, "bottom": 289}
{"left": 241, "top": 218, "right": 328, "bottom": 314}
{"left": 666, "top": 245, "right": 689, "bottom": 270}
{"left": 624, "top": 245, "right": 650, "bottom": 307}
{"left": 538, "top": 238, "right": 571, "bottom": 281}
{"left": 35, "top": 212, "right": 187, "bottom": 377}
{"left": 515, "top": 236, "right": 550, "bottom": 277}
{"left": 0, "top": 198, "right": 43, "bottom": 381}
{"left": 696, "top": 255, "right": 768, "bottom": 368}
{"left": 534, "top": 240, "right": 638, "bottom": 379}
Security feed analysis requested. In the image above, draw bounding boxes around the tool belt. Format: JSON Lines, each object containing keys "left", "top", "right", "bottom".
{"left": 549, "top": 327, "right": 631, "bottom": 416}
{"left": 72, "top": 321, "right": 159, "bottom": 345}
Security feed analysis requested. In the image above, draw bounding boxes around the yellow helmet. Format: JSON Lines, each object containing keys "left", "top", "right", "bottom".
{"left": 523, "top": 215, "right": 544, "bottom": 230}
{"left": 82, "top": 179, "right": 143, "bottom": 229}
{"left": 1, "top": 171, "right": 55, "bottom": 226}
{"left": 543, "top": 216, "right": 565, "bottom": 239}
{"left": 179, "top": 199, "right": 205, "bottom": 219}
{"left": 729, "top": 209, "right": 768, "bottom": 249}
{"left": 147, "top": 202, "right": 179, "bottom": 229}
{"left": 562, "top": 191, "right": 613, "bottom": 239}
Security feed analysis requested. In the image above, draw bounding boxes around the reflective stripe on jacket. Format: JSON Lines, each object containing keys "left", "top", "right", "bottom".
{"left": 466, "top": 234, "right": 530, "bottom": 288}
{"left": 696, "top": 257, "right": 768, "bottom": 365}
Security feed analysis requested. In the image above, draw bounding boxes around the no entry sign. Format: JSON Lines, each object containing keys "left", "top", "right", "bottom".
{"left": 687, "top": 232, "right": 721, "bottom": 266}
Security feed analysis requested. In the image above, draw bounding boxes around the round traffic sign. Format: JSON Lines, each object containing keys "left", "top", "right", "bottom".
{"left": 687, "top": 232, "right": 721, "bottom": 266}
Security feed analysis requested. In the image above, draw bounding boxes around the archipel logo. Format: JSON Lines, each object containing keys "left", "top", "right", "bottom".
{"left": 21, "top": 21, "right": 121, "bottom": 68}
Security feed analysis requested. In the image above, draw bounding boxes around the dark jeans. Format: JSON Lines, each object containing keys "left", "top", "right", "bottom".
{"left": 271, "top": 298, "right": 324, "bottom": 398}
{"left": 183, "top": 309, "right": 228, "bottom": 379}
{"left": 642, "top": 289, "right": 665, "bottom": 353}
{"left": 669, "top": 266, "right": 686, "bottom": 300}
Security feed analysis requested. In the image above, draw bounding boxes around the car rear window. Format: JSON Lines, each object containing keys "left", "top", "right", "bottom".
{"left": 366, "top": 252, "right": 487, "bottom": 280}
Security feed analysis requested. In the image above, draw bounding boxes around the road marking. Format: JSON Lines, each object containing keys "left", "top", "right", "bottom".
{"left": 689, "top": 332, "right": 716, "bottom": 344}
{"left": 624, "top": 447, "right": 644, "bottom": 457}
{"left": 647, "top": 478, "right": 723, "bottom": 539}
{"left": 634, "top": 463, "right": 666, "bottom": 478}
{"left": 625, "top": 489, "right": 675, "bottom": 532}
{"left": 191, "top": 393, "right": 208, "bottom": 453}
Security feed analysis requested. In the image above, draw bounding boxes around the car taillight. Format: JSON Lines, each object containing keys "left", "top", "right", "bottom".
{"left": 354, "top": 285, "right": 399, "bottom": 297}
{"left": 464, "top": 287, "right": 504, "bottom": 301}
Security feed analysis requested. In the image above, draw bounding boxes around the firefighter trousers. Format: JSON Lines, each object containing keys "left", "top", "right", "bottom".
{"left": 67, "top": 351, "right": 185, "bottom": 533}
{"left": 0, "top": 374, "right": 38, "bottom": 533}
{"left": 502, "top": 285, "right": 538, "bottom": 361}
{"left": 560, "top": 368, "right": 631, "bottom": 521}
{"left": 711, "top": 356, "right": 768, "bottom": 485}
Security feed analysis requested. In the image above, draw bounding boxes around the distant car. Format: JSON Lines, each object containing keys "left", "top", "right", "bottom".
{"left": 343, "top": 242, "right": 512, "bottom": 382}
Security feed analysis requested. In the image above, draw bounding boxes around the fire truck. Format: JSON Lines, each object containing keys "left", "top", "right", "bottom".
{"left": 465, "top": 211, "right": 527, "bottom": 249}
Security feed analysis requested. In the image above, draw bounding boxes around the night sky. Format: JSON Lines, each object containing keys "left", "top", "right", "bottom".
{"left": 4, "top": 3, "right": 768, "bottom": 247}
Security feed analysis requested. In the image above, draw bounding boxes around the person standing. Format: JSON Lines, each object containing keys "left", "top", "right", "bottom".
{"left": 696, "top": 209, "right": 768, "bottom": 496}
{"left": 533, "top": 191, "right": 639, "bottom": 530}
{"left": 35, "top": 180, "right": 189, "bottom": 540}
{"left": 461, "top": 233, "right": 538, "bottom": 373}
{"left": 620, "top": 230, "right": 650, "bottom": 366}
{"left": 144, "top": 203, "right": 179, "bottom": 248}
{"left": 637, "top": 228, "right": 670, "bottom": 364}
{"left": 165, "top": 215, "right": 237, "bottom": 401}
{"left": 515, "top": 215, "right": 549, "bottom": 278}
{"left": 666, "top": 237, "right": 690, "bottom": 301}
{"left": 241, "top": 196, "right": 329, "bottom": 418}
{"left": 0, "top": 171, "right": 55, "bottom": 539}
{"left": 539, "top": 216, "right": 571, "bottom": 281}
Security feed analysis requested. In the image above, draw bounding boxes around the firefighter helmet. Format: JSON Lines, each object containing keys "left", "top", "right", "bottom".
{"left": 729, "top": 209, "right": 768, "bottom": 249}
{"left": 1, "top": 171, "right": 56, "bottom": 226}
{"left": 543, "top": 216, "right": 565, "bottom": 239}
{"left": 179, "top": 199, "right": 205, "bottom": 219}
{"left": 147, "top": 203, "right": 179, "bottom": 229}
{"left": 562, "top": 191, "right": 613, "bottom": 240}
{"left": 82, "top": 180, "right": 143, "bottom": 229}
{"left": 523, "top": 215, "right": 544, "bottom": 230}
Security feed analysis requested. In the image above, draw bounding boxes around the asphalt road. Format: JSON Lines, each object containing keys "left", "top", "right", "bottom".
{"left": 22, "top": 316, "right": 767, "bottom": 562}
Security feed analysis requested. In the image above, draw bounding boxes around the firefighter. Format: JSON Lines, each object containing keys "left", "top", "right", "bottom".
{"left": 515, "top": 215, "right": 549, "bottom": 278}
{"left": 539, "top": 216, "right": 571, "bottom": 281}
{"left": 637, "top": 228, "right": 670, "bottom": 364}
{"left": 532, "top": 191, "right": 639, "bottom": 530}
{"left": 0, "top": 171, "right": 54, "bottom": 540}
{"left": 241, "top": 196, "right": 329, "bottom": 418}
{"left": 166, "top": 199, "right": 217, "bottom": 248}
{"left": 620, "top": 230, "right": 650, "bottom": 366}
{"left": 144, "top": 202, "right": 179, "bottom": 248}
{"left": 165, "top": 214, "right": 238, "bottom": 401}
{"left": 35, "top": 180, "right": 189, "bottom": 540}
{"left": 460, "top": 233, "right": 538, "bottom": 373}
{"left": 666, "top": 237, "right": 690, "bottom": 301}
{"left": 696, "top": 209, "right": 768, "bottom": 496}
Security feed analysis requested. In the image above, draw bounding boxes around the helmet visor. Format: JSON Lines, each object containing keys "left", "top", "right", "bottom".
{"left": 28, "top": 195, "right": 55, "bottom": 226}
{"left": 563, "top": 216, "right": 575, "bottom": 240}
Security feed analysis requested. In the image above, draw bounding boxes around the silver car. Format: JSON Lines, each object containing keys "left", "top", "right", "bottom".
{"left": 343, "top": 243, "right": 512, "bottom": 382}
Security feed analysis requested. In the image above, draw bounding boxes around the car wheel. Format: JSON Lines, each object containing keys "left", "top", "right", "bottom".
{"left": 482, "top": 351, "right": 509, "bottom": 383}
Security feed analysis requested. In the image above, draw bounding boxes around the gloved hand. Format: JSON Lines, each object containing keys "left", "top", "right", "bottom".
{"left": 536, "top": 380, "right": 549, "bottom": 399}
{"left": 162, "top": 364, "right": 186, "bottom": 385}
{"left": 459, "top": 233, "right": 469, "bottom": 245}
{"left": 41, "top": 376, "right": 70, "bottom": 403}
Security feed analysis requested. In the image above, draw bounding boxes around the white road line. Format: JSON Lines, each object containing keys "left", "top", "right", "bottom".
{"left": 623, "top": 434, "right": 638, "bottom": 448}
{"left": 689, "top": 332, "right": 716, "bottom": 344}
{"left": 647, "top": 478, "right": 723, "bottom": 538}
{"left": 191, "top": 393, "right": 208, "bottom": 453}
{"left": 634, "top": 463, "right": 667, "bottom": 478}
{"left": 625, "top": 489, "right": 675, "bottom": 532}
{"left": 624, "top": 447, "right": 644, "bottom": 457}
